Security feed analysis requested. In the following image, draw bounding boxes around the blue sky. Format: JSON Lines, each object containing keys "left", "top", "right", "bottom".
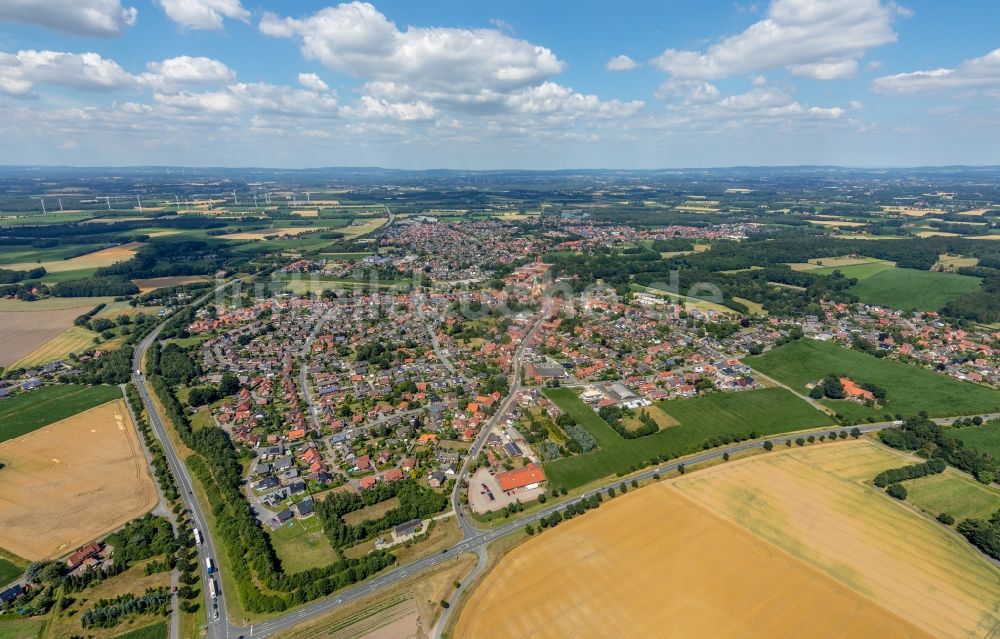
{"left": 0, "top": 0, "right": 997, "bottom": 168}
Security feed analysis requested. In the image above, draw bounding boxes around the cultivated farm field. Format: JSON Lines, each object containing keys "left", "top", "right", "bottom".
{"left": 455, "top": 478, "right": 930, "bottom": 639}
{"left": 0, "top": 384, "right": 122, "bottom": 442}
{"left": 808, "top": 260, "right": 981, "bottom": 310}
{"left": 674, "top": 440, "right": 1000, "bottom": 638}
{"left": 131, "top": 275, "right": 211, "bottom": 292}
{"left": 746, "top": 339, "right": 1000, "bottom": 421}
{"left": 0, "top": 399, "right": 157, "bottom": 559}
{"left": 3, "top": 241, "right": 143, "bottom": 273}
{"left": 904, "top": 469, "right": 1000, "bottom": 522}
{"left": 542, "top": 387, "right": 830, "bottom": 489}
{"left": 10, "top": 325, "right": 99, "bottom": 370}
{"left": 947, "top": 422, "right": 1000, "bottom": 459}
{"left": 0, "top": 305, "right": 94, "bottom": 368}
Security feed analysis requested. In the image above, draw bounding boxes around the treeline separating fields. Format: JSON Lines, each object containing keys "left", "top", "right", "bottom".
{"left": 542, "top": 387, "right": 830, "bottom": 489}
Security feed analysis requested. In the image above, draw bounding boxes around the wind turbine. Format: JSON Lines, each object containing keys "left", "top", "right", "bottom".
{"left": 232, "top": 189, "right": 239, "bottom": 206}
{"left": 58, "top": 198, "right": 63, "bottom": 211}
{"left": 136, "top": 195, "right": 143, "bottom": 213}
{"left": 106, "top": 196, "right": 111, "bottom": 211}
{"left": 39, "top": 198, "right": 46, "bottom": 214}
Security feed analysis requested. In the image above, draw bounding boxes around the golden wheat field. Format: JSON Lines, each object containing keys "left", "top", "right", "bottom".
{"left": 455, "top": 477, "right": 931, "bottom": 639}
{"left": 0, "top": 400, "right": 157, "bottom": 560}
{"left": 673, "top": 441, "right": 1000, "bottom": 639}
{"left": 131, "top": 275, "right": 211, "bottom": 292}
{"left": 4, "top": 242, "right": 143, "bottom": 273}
{"left": 10, "top": 325, "right": 99, "bottom": 369}
{"left": 0, "top": 307, "right": 93, "bottom": 368}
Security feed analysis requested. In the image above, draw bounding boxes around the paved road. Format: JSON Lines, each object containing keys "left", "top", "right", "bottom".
{"left": 132, "top": 281, "right": 238, "bottom": 639}
{"left": 119, "top": 383, "right": 182, "bottom": 639}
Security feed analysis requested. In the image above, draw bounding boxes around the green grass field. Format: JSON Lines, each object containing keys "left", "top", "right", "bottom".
{"left": 0, "top": 619, "right": 45, "bottom": 639}
{"left": 109, "top": 622, "right": 168, "bottom": 639}
{"left": 746, "top": 339, "right": 1000, "bottom": 422}
{"left": 542, "top": 387, "right": 831, "bottom": 489}
{"left": 0, "top": 384, "right": 122, "bottom": 442}
{"left": 946, "top": 422, "right": 1000, "bottom": 459}
{"left": 270, "top": 518, "right": 337, "bottom": 573}
{"left": 0, "top": 560, "right": 21, "bottom": 585}
{"left": 811, "top": 261, "right": 981, "bottom": 311}
{"left": 903, "top": 470, "right": 1000, "bottom": 522}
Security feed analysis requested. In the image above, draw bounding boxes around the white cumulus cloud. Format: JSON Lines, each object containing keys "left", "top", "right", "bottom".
{"left": 653, "top": 0, "right": 902, "bottom": 80}
{"left": 260, "top": 2, "right": 564, "bottom": 104}
{"left": 297, "top": 73, "right": 329, "bottom": 92}
{"left": 142, "top": 56, "right": 235, "bottom": 90}
{"left": 606, "top": 55, "right": 638, "bottom": 71}
{"left": 0, "top": 49, "right": 136, "bottom": 96}
{"left": 0, "top": 0, "right": 137, "bottom": 37}
{"left": 156, "top": 0, "right": 249, "bottom": 30}
{"left": 871, "top": 48, "right": 1000, "bottom": 94}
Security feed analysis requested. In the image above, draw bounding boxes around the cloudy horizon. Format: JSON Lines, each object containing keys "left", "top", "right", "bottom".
{"left": 0, "top": 0, "right": 997, "bottom": 169}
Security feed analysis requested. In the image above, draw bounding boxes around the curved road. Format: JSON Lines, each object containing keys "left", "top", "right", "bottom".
{"left": 131, "top": 286, "right": 999, "bottom": 639}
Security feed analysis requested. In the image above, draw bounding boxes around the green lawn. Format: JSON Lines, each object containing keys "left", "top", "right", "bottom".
{"left": 946, "top": 422, "right": 1000, "bottom": 459}
{"left": 269, "top": 517, "right": 337, "bottom": 574}
{"left": 0, "top": 384, "right": 122, "bottom": 442}
{"left": 811, "top": 261, "right": 981, "bottom": 311}
{"left": 904, "top": 470, "right": 1000, "bottom": 522}
{"left": 746, "top": 339, "right": 1000, "bottom": 422}
{"left": 110, "top": 622, "right": 168, "bottom": 639}
{"left": 542, "top": 387, "right": 831, "bottom": 489}
{"left": 0, "top": 558, "right": 22, "bottom": 585}
{"left": 0, "top": 619, "right": 45, "bottom": 639}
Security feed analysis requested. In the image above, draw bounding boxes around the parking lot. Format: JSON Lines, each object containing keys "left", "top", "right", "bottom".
{"left": 468, "top": 467, "right": 545, "bottom": 513}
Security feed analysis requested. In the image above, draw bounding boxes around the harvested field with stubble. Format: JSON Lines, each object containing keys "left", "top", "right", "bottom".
{"left": 0, "top": 399, "right": 157, "bottom": 560}
{"left": 0, "top": 305, "right": 93, "bottom": 367}
{"left": 673, "top": 440, "right": 1000, "bottom": 639}
{"left": 10, "top": 325, "right": 98, "bottom": 369}
{"left": 455, "top": 478, "right": 930, "bottom": 639}
{"left": 132, "top": 275, "right": 211, "bottom": 292}
{"left": 3, "top": 242, "right": 143, "bottom": 273}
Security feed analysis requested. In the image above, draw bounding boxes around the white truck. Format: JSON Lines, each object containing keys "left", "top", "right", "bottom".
{"left": 193, "top": 527, "right": 202, "bottom": 545}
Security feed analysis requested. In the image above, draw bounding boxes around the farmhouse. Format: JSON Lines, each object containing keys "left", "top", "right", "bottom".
{"left": 839, "top": 377, "right": 875, "bottom": 402}
{"left": 496, "top": 464, "right": 547, "bottom": 494}
{"left": 66, "top": 542, "right": 101, "bottom": 570}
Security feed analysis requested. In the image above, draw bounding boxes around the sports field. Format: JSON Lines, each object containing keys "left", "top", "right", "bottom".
{"left": 542, "top": 387, "right": 830, "bottom": 489}
{"left": 0, "top": 305, "right": 94, "bottom": 368}
{"left": 0, "top": 399, "right": 157, "bottom": 559}
{"left": 809, "top": 260, "right": 981, "bottom": 311}
{"left": 455, "top": 476, "right": 931, "bottom": 639}
{"left": 674, "top": 441, "right": 1000, "bottom": 639}
{"left": 946, "top": 422, "right": 1000, "bottom": 459}
{"left": 745, "top": 339, "right": 1000, "bottom": 421}
{"left": 904, "top": 469, "right": 1000, "bottom": 522}
{"left": 10, "top": 325, "right": 99, "bottom": 370}
{"left": 0, "top": 384, "right": 122, "bottom": 442}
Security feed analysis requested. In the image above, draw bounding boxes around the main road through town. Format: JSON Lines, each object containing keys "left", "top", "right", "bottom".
{"left": 131, "top": 283, "right": 997, "bottom": 639}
